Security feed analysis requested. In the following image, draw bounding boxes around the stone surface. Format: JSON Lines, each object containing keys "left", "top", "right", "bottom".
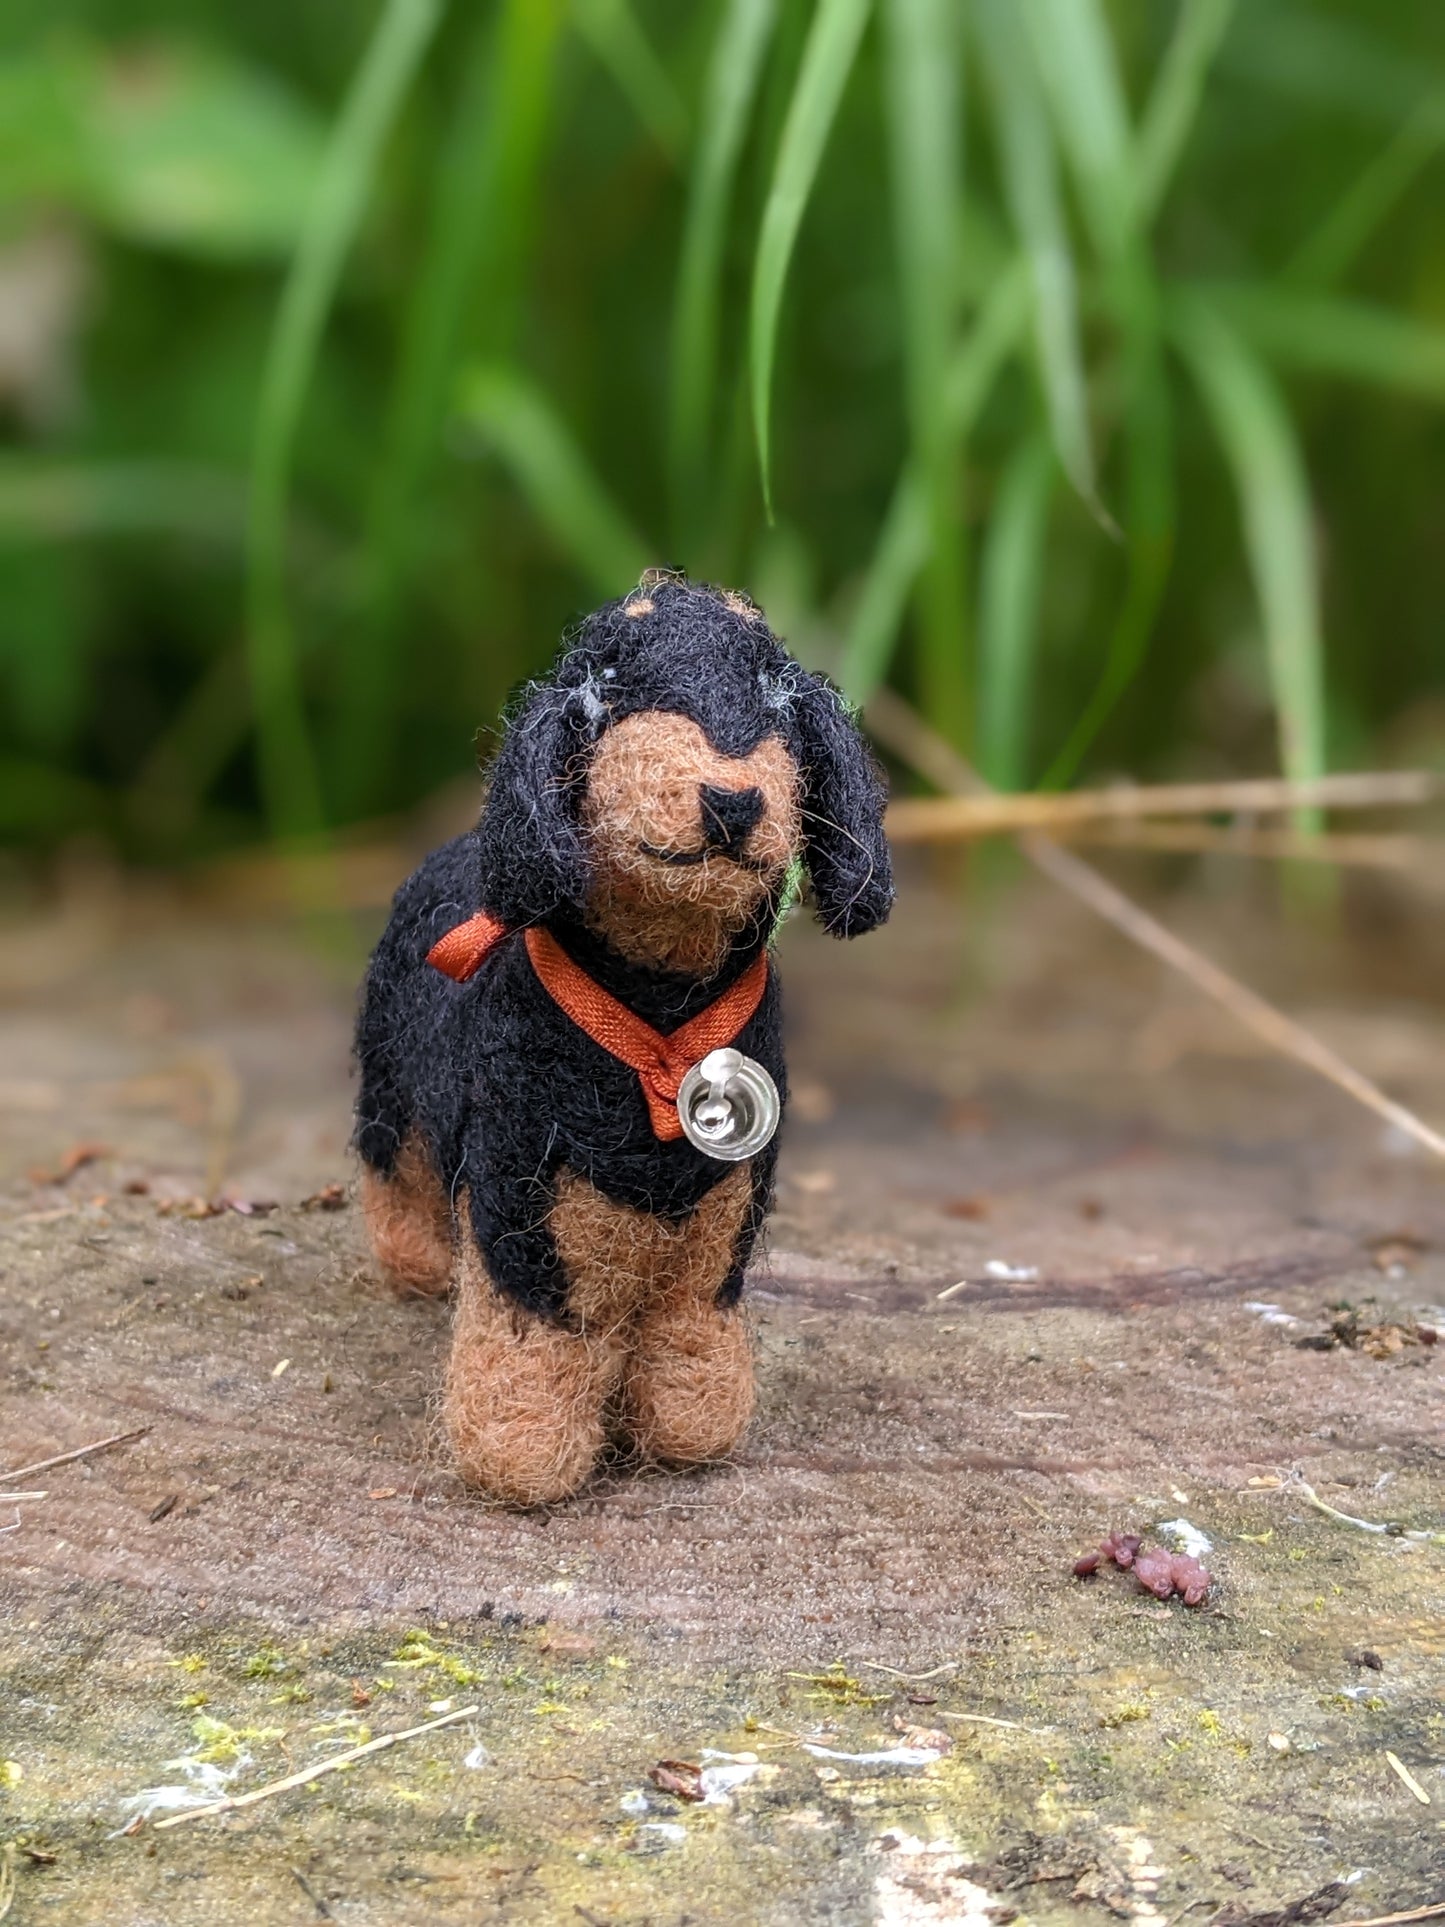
{"left": 1, "top": 853, "right": 1441, "bottom": 1923}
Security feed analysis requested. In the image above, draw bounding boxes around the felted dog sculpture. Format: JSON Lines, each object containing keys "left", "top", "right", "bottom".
{"left": 354, "top": 575, "right": 892, "bottom": 1504}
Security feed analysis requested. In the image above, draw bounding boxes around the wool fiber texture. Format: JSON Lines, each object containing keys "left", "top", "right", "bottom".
{"left": 355, "top": 574, "right": 892, "bottom": 1499}
{"left": 360, "top": 1128, "right": 453, "bottom": 1295}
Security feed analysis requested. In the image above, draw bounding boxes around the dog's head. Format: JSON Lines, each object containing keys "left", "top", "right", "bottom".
{"left": 475, "top": 575, "right": 893, "bottom": 975}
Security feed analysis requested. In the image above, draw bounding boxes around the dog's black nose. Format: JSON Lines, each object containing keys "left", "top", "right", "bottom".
{"left": 699, "top": 784, "right": 764, "bottom": 858}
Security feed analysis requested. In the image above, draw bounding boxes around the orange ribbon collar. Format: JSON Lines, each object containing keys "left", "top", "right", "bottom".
{"left": 426, "top": 913, "right": 769, "bottom": 1142}
{"left": 524, "top": 927, "right": 768, "bottom": 1141}
{"left": 425, "top": 910, "right": 509, "bottom": 982}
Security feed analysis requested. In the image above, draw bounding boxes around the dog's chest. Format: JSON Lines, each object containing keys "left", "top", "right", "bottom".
{"left": 548, "top": 1163, "right": 753, "bottom": 1326}
{"left": 468, "top": 939, "right": 780, "bottom": 1214}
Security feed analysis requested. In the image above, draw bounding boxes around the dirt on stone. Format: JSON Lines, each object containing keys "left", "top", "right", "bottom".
{"left": 0, "top": 851, "right": 1441, "bottom": 1924}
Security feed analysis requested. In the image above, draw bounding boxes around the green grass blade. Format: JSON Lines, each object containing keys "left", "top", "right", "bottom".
{"left": 882, "top": 0, "right": 967, "bottom": 744}
{"left": 572, "top": 0, "right": 688, "bottom": 159}
{"left": 1021, "top": 0, "right": 1134, "bottom": 262}
{"left": 750, "top": 0, "right": 873, "bottom": 519}
{"left": 1172, "top": 294, "right": 1327, "bottom": 809}
{"left": 838, "top": 258, "right": 1030, "bottom": 701}
{"left": 973, "top": 0, "right": 1101, "bottom": 520}
{"left": 1133, "top": 0, "right": 1236, "bottom": 228}
{"left": 1041, "top": 326, "right": 1174, "bottom": 787}
{"left": 342, "top": 0, "right": 564, "bottom": 814}
{"left": 0, "top": 460, "right": 248, "bottom": 542}
{"left": 247, "top": 0, "right": 441, "bottom": 849}
{"left": 73, "top": 40, "right": 330, "bottom": 261}
{"left": 668, "top": 0, "right": 778, "bottom": 551}
{"left": 838, "top": 470, "right": 930, "bottom": 704}
{"left": 1286, "top": 95, "right": 1445, "bottom": 288}
{"left": 1218, "top": 2, "right": 1436, "bottom": 129}
{"left": 977, "top": 430, "right": 1054, "bottom": 790}
{"left": 461, "top": 364, "right": 651, "bottom": 595}
{"left": 940, "top": 258, "right": 1032, "bottom": 424}
{"left": 1197, "top": 284, "right": 1445, "bottom": 400}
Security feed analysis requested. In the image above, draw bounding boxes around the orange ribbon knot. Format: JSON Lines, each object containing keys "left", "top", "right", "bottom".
{"left": 523, "top": 928, "right": 768, "bottom": 1141}
{"left": 424, "top": 911, "right": 769, "bottom": 1141}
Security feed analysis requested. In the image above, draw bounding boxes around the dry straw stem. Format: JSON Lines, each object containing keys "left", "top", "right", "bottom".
{"left": 854, "top": 1659, "right": 959, "bottom": 1682}
{"left": 1384, "top": 1751, "right": 1432, "bottom": 1806}
{"left": 864, "top": 687, "right": 1445, "bottom": 1165}
{"left": 884, "top": 768, "right": 1439, "bottom": 842}
{"left": 0, "top": 1425, "right": 150, "bottom": 1485}
{"left": 152, "top": 1703, "right": 479, "bottom": 1829}
{"left": 1288, "top": 1475, "right": 1445, "bottom": 1545}
{"left": 1337, "top": 1904, "right": 1445, "bottom": 1926}
{"left": 936, "top": 1711, "right": 1045, "bottom": 1735}
{"left": 1066, "top": 822, "right": 1435, "bottom": 871}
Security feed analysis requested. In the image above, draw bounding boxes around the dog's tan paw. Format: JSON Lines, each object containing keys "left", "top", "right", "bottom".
{"left": 622, "top": 1300, "right": 755, "bottom": 1465}
{"left": 360, "top": 1133, "right": 453, "bottom": 1295}
{"left": 445, "top": 1264, "right": 622, "bottom": 1505}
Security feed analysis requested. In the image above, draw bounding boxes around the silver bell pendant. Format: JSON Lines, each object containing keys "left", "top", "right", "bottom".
{"left": 677, "top": 1047, "right": 780, "bottom": 1161}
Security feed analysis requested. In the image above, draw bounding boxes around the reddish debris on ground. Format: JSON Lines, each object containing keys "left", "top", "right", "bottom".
{"left": 1295, "top": 1301, "right": 1439, "bottom": 1359}
{"left": 1073, "top": 1531, "right": 1212, "bottom": 1607}
{"left": 1167, "top": 1553, "right": 1212, "bottom": 1606}
{"left": 301, "top": 1182, "right": 348, "bottom": 1211}
{"left": 1099, "top": 1530, "right": 1142, "bottom": 1569}
{"left": 648, "top": 1759, "right": 705, "bottom": 1802}
{"left": 28, "top": 1141, "right": 110, "bottom": 1186}
{"left": 1132, "top": 1545, "right": 1178, "bottom": 1598}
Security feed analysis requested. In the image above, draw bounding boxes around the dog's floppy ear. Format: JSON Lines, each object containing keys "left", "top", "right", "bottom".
{"left": 474, "top": 679, "right": 592, "bottom": 925}
{"left": 792, "top": 671, "right": 894, "bottom": 937}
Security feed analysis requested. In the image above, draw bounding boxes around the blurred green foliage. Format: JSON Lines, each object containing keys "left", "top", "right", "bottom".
{"left": 2, "top": 0, "right": 1445, "bottom": 858}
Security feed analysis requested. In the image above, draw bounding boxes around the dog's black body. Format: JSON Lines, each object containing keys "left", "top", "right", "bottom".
{"left": 354, "top": 579, "right": 892, "bottom": 1322}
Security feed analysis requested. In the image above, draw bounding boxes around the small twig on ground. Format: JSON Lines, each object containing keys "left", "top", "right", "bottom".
{"left": 1, "top": 1492, "right": 47, "bottom": 1503}
{"left": 746, "top": 1723, "right": 807, "bottom": 1749}
{"left": 1384, "top": 1752, "right": 1432, "bottom": 1806}
{"left": 151, "top": 1704, "right": 479, "bottom": 1829}
{"left": 1336, "top": 1905, "right": 1445, "bottom": 1927}
{"left": 1023, "top": 838, "right": 1445, "bottom": 1163}
{"left": 935, "top": 1712, "right": 1044, "bottom": 1735}
{"left": 1288, "top": 1475, "right": 1445, "bottom": 1545}
{"left": 854, "top": 1660, "right": 960, "bottom": 1683}
{"left": 866, "top": 689, "right": 1445, "bottom": 1167}
{"left": 0, "top": 1426, "right": 151, "bottom": 1486}
{"left": 885, "top": 769, "right": 1440, "bottom": 841}
{"left": 1068, "top": 823, "right": 1433, "bottom": 871}
{"left": 0, "top": 1843, "right": 15, "bottom": 1926}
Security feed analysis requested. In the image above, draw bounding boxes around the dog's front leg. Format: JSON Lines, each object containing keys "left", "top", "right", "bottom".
{"left": 620, "top": 1161, "right": 760, "bottom": 1468}
{"left": 442, "top": 1134, "right": 622, "bottom": 1505}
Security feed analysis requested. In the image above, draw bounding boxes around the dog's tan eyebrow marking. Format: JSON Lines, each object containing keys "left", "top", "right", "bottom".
{"left": 719, "top": 588, "right": 761, "bottom": 623}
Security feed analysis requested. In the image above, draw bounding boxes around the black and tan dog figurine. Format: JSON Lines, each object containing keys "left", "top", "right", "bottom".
{"left": 355, "top": 574, "right": 892, "bottom": 1503}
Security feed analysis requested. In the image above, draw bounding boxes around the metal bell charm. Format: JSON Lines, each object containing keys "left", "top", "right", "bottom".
{"left": 677, "top": 1047, "right": 780, "bottom": 1161}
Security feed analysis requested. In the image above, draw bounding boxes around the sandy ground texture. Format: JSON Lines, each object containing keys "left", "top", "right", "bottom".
{"left": 0, "top": 849, "right": 1442, "bottom": 1926}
